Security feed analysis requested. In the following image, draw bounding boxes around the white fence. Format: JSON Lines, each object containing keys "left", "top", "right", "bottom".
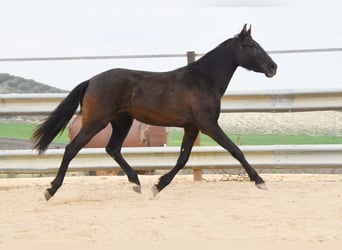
{"left": 1, "top": 145, "right": 342, "bottom": 174}
{"left": 1, "top": 89, "right": 342, "bottom": 175}
{"left": 2, "top": 46, "right": 342, "bottom": 176}
{"left": 1, "top": 89, "right": 342, "bottom": 116}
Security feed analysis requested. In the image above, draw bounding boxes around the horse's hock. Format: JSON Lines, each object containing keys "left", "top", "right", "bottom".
{"left": 69, "top": 115, "right": 167, "bottom": 175}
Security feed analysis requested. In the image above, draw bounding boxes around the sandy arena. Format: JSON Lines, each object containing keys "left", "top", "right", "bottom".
{"left": 0, "top": 174, "right": 341, "bottom": 249}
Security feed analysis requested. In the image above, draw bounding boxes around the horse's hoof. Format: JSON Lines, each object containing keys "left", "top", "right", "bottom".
{"left": 132, "top": 185, "right": 142, "bottom": 194}
{"left": 255, "top": 182, "right": 268, "bottom": 190}
{"left": 44, "top": 190, "right": 52, "bottom": 201}
{"left": 150, "top": 185, "right": 159, "bottom": 199}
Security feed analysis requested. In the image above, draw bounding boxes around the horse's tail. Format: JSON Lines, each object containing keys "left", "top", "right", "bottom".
{"left": 31, "top": 80, "right": 89, "bottom": 153}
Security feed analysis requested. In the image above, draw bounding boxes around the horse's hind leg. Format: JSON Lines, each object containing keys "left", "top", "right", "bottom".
{"left": 105, "top": 113, "right": 141, "bottom": 193}
{"left": 45, "top": 122, "right": 106, "bottom": 201}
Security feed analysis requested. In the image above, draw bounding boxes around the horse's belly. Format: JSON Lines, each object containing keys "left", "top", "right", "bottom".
{"left": 130, "top": 108, "right": 191, "bottom": 127}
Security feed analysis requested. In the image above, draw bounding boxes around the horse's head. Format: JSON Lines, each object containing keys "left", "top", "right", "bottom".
{"left": 233, "top": 24, "right": 277, "bottom": 78}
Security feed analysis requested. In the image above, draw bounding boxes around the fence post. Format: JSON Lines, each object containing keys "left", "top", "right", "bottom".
{"left": 186, "top": 51, "right": 196, "bottom": 64}
{"left": 187, "top": 51, "right": 202, "bottom": 181}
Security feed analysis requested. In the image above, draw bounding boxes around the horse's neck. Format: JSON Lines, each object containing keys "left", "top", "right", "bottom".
{"left": 189, "top": 46, "right": 237, "bottom": 96}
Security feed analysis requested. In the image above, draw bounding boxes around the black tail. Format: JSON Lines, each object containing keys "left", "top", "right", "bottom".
{"left": 31, "top": 81, "right": 89, "bottom": 153}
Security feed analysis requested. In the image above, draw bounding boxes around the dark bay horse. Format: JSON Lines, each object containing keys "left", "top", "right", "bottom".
{"left": 32, "top": 24, "right": 277, "bottom": 201}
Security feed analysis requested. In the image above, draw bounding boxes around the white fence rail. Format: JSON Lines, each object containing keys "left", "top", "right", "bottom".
{"left": 221, "top": 89, "right": 342, "bottom": 112}
{"left": 1, "top": 89, "right": 342, "bottom": 115}
{"left": 1, "top": 145, "right": 342, "bottom": 174}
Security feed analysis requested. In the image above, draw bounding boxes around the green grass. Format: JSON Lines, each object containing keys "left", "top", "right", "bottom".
{"left": 168, "top": 131, "right": 342, "bottom": 146}
{"left": 1, "top": 122, "right": 342, "bottom": 146}
{"left": 0, "top": 122, "right": 69, "bottom": 143}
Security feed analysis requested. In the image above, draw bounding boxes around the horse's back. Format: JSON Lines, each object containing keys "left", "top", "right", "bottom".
{"left": 86, "top": 67, "right": 193, "bottom": 97}
{"left": 82, "top": 67, "right": 197, "bottom": 126}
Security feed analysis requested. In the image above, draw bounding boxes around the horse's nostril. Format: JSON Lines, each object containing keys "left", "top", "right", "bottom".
{"left": 265, "top": 62, "right": 277, "bottom": 77}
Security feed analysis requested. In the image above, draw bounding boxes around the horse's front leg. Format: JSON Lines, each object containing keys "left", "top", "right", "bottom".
{"left": 201, "top": 122, "right": 267, "bottom": 190}
{"left": 106, "top": 114, "right": 141, "bottom": 193}
{"left": 152, "top": 127, "right": 199, "bottom": 198}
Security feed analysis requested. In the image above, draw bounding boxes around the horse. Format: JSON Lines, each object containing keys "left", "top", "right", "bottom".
{"left": 32, "top": 24, "right": 277, "bottom": 201}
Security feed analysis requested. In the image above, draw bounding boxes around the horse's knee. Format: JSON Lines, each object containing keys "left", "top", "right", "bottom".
{"left": 105, "top": 146, "right": 119, "bottom": 157}
{"left": 105, "top": 146, "right": 112, "bottom": 155}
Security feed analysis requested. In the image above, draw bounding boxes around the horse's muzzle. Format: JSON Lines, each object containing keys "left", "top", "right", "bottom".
{"left": 265, "top": 62, "right": 277, "bottom": 78}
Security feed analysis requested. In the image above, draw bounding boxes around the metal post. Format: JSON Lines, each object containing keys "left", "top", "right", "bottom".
{"left": 187, "top": 51, "right": 202, "bottom": 181}
{"left": 186, "top": 51, "right": 196, "bottom": 64}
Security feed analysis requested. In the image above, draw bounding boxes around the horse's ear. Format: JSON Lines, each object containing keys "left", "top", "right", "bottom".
{"left": 247, "top": 25, "right": 252, "bottom": 35}
{"left": 240, "top": 24, "right": 248, "bottom": 35}
{"left": 239, "top": 24, "right": 251, "bottom": 37}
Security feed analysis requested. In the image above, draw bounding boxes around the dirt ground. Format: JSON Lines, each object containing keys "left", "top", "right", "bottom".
{"left": 0, "top": 174, "right": 341, "bottom": 249}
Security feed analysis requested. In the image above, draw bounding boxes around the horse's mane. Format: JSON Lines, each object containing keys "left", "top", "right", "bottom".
{"left": 216, "top": 38, "right": 234, "bottom": 49}
{"left": 186, "top": 38, "right": 235, "bottom": 71}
